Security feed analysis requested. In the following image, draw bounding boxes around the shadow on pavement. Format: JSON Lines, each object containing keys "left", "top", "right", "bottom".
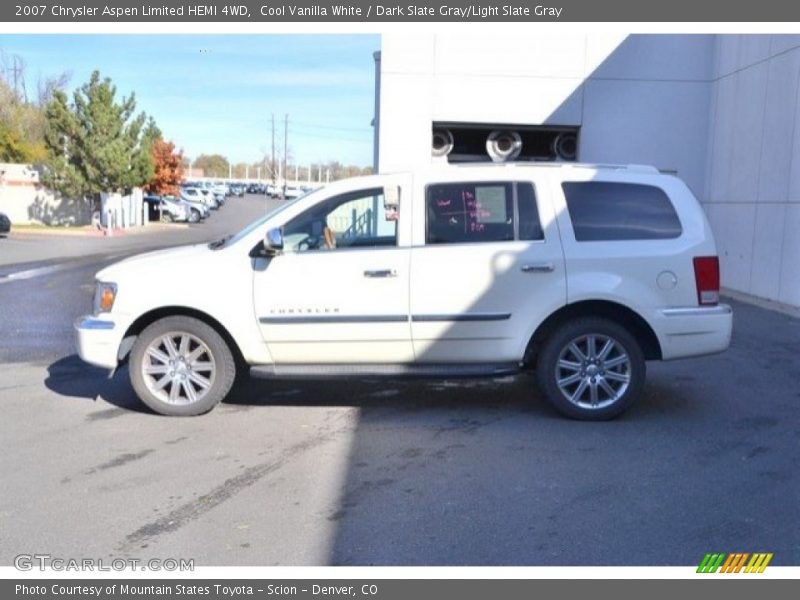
{"left": 44, "top": 353, "right": 698, "bottom": 420}
{"left": 44, "top": 354, "right": 150, "bottom": 414}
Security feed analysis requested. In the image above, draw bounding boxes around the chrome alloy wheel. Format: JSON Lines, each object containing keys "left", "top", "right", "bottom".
{"left": 141, "top": 332, "right": 216, "bottom": 405}
{"left": 555, "top": 334, "right": 631, "bottom": 410}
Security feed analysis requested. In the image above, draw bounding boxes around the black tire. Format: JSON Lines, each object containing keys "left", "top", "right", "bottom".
{"left": 160, "top": 212, "right": 174, "bottom": 224}
{"left": 536, "top": 317, "right": 645, "bottom": 420}
{"left": 189, "top": 209, "right": 200, "bottom": 223}
{"left": 129, "top": 316, "right": 236, "bottom": 416}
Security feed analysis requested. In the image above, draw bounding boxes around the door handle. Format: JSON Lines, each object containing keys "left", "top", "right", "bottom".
{"left": 521, "top": 262, "right": 555, "bottom": 273}
{"left": 364, "top": 269, "right": 397, "bottom": 278}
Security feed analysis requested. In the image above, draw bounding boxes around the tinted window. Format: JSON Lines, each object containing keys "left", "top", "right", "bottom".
{"left": 517, "top": 183, "right": 544, "bottom": 241}
{"left": 562, "top": 181, "right": 682, "bottom": 241}
{"left": 426, "top": 182, "right": 516, "bottom": 244}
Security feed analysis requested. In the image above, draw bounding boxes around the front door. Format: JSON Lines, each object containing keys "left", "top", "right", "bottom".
{"left": 252, "top": 184, "right": 413, "bottom": 364}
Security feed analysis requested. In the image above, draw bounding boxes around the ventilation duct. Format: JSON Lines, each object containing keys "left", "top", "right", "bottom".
{"left": 431, "top": 128, "right": 454, "bottom": 157}
{"left": 552, "top": 132, "right": 578, "bottom": 161}
{"left": 486, "top": 130, "right": 522, "bottom": 162}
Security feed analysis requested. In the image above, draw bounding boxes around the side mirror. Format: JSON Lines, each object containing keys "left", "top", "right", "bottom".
{"left": 264, "top": 227, "right": 284, "bottom": 256}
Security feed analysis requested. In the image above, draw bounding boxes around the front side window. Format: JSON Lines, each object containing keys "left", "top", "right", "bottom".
{"left": 282, "top": 188, "right": 397, "bottom": 252}
{"left": 562, "top": 181, "right": 682, "bottom": 241}
{"left": 425, "top": 181, "right": 543, "bottom": 244}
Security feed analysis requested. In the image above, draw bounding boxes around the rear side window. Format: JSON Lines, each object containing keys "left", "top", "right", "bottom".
{"left": 426, "top": 181, "right": 543, "bottom": 244}
{"left": 562, "top": 181, "right": 682, "bottom": 241}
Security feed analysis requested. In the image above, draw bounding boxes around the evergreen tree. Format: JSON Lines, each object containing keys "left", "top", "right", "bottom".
{"left": 42, "top": 70, "right": 156, "bottom": 200}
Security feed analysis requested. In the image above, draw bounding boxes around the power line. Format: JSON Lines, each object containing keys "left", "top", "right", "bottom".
{"left": 289, "top": 128, "right": 372, "bottom": 144}
{"left": 290, "top": 120, "right": 372, "bottom": 133}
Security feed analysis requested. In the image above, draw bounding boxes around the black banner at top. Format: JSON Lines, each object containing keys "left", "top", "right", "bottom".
{"left": 2, "top": 0, "right": 800, "bottom": 22}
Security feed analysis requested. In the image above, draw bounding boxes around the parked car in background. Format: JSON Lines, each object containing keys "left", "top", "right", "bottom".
{"left": 283, "top": 185, "right": 304, "bottom": 199}
{"left": 175, "top": 194, "right": 209, "bottom": 221}
{"left": 181, "top": 187, "right": 218, "bottom": 210}
{"left": 0, "top": 212, "right": 10, "bottom": 235}
{"left": 144, "top": 195, "right": 195, "bottom": 223}
{"left": 212, "top": 183, "right": 229, "bottom": 200}
{"left": 197, "top": 187, "right": 220, "bottom": 209}
{"left": 75, "top": 163, "right": 732, "bottom": 420}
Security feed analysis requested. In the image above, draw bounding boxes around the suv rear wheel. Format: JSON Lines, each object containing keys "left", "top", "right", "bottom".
{"left": 536, "top": 317, "right": 645, "bottom": 420}
{"left": 129, "top": 316, "right": 236, "bottom": 416}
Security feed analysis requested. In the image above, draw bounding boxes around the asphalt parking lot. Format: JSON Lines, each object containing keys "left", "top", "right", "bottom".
{"left": 0, "top": 195, "right": 797, "bottom": 566}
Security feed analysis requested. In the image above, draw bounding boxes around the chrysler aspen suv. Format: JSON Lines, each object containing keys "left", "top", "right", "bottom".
{"left": 75, "top": 163, "right": 732, "bottom": 420}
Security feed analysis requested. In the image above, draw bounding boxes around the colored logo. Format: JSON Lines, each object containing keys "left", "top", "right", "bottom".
{"left": 697, "top": 552, "right": 773, "bottom": 573}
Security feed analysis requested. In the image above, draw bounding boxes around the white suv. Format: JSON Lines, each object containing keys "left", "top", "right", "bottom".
{"left": 75, "top": 163, "right": 732, "bottom": 420}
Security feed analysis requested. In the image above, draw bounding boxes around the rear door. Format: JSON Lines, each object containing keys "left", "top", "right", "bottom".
{"left": 409, "top": 173, "right": 567, "bottom": 363}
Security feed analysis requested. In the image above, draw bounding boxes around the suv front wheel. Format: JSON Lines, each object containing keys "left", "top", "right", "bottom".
{"left": 129, "top": 316, "right": 236, "bottom": 416}
{"left": 536, "top": 317, "right": 645, "bottom": 420}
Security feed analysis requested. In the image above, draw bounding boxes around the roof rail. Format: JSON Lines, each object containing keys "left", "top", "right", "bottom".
{"left": 446, "top": 161, "right": 661, "bottom": 173}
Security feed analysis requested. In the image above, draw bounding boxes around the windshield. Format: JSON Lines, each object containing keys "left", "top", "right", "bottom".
{"left": 210, "top": 188, "right": 321, "bottom": 250}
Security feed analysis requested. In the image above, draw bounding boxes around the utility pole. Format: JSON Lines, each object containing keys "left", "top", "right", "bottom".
{"left": 9, "top": 55, "right": 25, "bottom": 99}
{"left": 283, "top": 114, "right": 288, "bottom": 200}
{"left": 271, "top": 114, "right": 275, "bottom": 184}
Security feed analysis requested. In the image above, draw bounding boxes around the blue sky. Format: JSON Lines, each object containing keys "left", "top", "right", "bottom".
{"left": 0, "top": 34, "right": 380, "bottom": 166}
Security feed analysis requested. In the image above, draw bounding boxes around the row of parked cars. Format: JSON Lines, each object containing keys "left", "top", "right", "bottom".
{"left": 145, "top": 181, "right": 321, "bottom": 223}
{"left": 145, "top": 182, "right": 235, "bottom": 224}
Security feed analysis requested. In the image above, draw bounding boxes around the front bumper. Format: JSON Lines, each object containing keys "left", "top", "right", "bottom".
{"left": 653, "top": 304, "right": 733, "bottom": 360}
{"left": 74, "top": 316, "right": 120, "bottom": 369}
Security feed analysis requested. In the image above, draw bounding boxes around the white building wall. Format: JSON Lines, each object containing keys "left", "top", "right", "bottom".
{"left": 705, "top": 35, "right": 800, "bottom": 307}
{"left": 0, "top": 163, "right": 93, "bottom": 226}
{"left": 379, "top": 34, "right": 714, "bottom": 197}
{"left": 379, "top": 33, "right": 800, "bottom": 308}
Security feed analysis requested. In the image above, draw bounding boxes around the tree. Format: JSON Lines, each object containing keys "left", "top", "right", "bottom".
{"left": 0, "top": 78, "right": 47, "bottom": 163}
{"left": 145, "top": 138, "right": 185, "bottom": 196}
{"left": 42, "top": 70, "right": 155, "bottom": 200}
{"left": 193, "top": 154, "right": 229, "bottom": 178}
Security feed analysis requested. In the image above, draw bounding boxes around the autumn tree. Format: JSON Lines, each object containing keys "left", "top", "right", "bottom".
{"left": 145, "top": 138, "right": 185, "bottom": 196}
{"left": 193, "top": 154, "right": 229, "bottom": 178}
{"left": 0, "top": 77, "right": 47, "bottom": 163}
{"left": 42, "top": 70, "right": 156, "bottom": 201}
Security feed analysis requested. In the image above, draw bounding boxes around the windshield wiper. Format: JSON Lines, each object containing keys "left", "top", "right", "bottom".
{"left": 208, "top": 234, "right": 233, "bottom": 250}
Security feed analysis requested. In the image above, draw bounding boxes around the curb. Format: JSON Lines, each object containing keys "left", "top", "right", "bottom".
{"left": 9, "top": 223, "right": 190, "bottom": 238}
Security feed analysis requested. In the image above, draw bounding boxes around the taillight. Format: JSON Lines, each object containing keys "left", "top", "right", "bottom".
{"left": 693, "top": 256, "right": 720, "bottom": 305}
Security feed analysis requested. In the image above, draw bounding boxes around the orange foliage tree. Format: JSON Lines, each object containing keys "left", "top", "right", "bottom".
{"left": 145, "top": 138, "right": 184, "bottom": 196}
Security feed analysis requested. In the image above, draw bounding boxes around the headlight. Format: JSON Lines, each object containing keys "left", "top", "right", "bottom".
{"left": 93, "top": 282, "right": 118, "bottom": 314}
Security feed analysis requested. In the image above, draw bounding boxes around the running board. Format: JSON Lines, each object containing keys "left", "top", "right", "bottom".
{"left": 250, "top": 363, "right": 520, "bottom": 380}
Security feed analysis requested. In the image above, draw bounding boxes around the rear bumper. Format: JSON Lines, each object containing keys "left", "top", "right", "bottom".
{"left": 653, "top": 304, "right": 733, "bottom": 360}
{"left": 74, "top": 316, "right": 120, "bottom": 369}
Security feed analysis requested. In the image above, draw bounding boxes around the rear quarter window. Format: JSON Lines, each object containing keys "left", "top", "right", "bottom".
{"left": 562, "top": 181, "right": 682, "bottom": 241}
